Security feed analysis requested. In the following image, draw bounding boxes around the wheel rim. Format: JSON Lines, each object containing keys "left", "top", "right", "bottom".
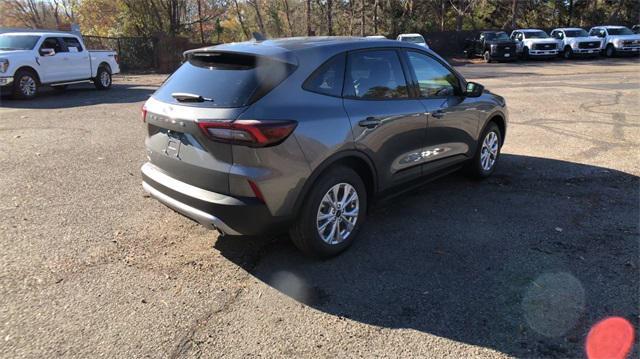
{"left": 484, "top": 52, "right": 490, "bottom": 62}
{"left": 100, "top": 71, "right": 111, "bottom": 87}
{"left": 564, "top": 49, "right": 571, "bottom": 59}
{"left": 19, "top": 76, "right": 36, "bottom": 96}
{"left": 606, "top": 47, "right": 613, "bottom": 57}
{"left": 316, "top": 183, "right": 359, "bottom": 245}
{"left": 480, "top": 131, "right": 499, "bottom": 171}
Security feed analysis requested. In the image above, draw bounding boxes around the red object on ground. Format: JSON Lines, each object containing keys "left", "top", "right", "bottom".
{"left": 586, "top": 317, "right": 635, "bottom": 359}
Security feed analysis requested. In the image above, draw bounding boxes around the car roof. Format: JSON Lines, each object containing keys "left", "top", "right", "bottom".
{"left": 188, "top": 36, "right": 425, "bottom": 61}
{"left": 398, "top": 33, "right": 423, "bottom": 37}
{"left": 518, "top": 29, "right": 545, "bottom": 32}
{"left": 0, "top": 31, "right": 77, "bottom": 37}
{"left": 554, "top": 28, "right": 585, "bottom": 31}
{"left": 482, "top": 31, "right": 506, "bottom": 34}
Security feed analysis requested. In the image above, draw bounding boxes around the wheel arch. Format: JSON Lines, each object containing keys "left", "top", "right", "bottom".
{"left": 483, "top": 113, "right": 506, "bottom": 145}
{"left": 14, "top": 66, "right": 41, "bottom": 84}
{"left": 292, "top": 150, "right": 378, "bottom": 215}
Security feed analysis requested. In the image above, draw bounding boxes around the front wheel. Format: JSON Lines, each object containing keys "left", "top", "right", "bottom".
{"left": 466, "top": 122, "right": 502, "bottom": 178}
{"left": 290, "top": 166, "right": 367, "bottom": 258}
{"left": 94, "top": 66, "right": 112, "bottom": 90}
{"left": 605, "top": 44, "right": 616, "bottom": 57}
{"left": 563, "top": 46, "right": 573, "bottom": 59}
{"left": 483, "top": 51, "right": 492, "bottom": 63}
{"left": 12, "top": 69, "right": 38, "bottom": 99}
{"left": 522, "top": 47, "right": 529, "bottom": 60}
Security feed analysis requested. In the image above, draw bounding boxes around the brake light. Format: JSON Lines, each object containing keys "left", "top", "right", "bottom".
{"left": 197, "top": 120, "right": 297, "bottom": 147}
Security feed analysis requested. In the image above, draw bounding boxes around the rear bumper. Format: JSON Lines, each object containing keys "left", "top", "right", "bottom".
{"left": 141, "top": 162, "right": 287, "bottom": 236}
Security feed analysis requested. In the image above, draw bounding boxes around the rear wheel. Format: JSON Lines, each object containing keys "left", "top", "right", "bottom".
{"left": 12, "top": 69, "right": 38, "bottom": 99}
{"left": 467, "top": 122, "right": 502, "bottom": 178}
{"left": 290, "top": 166, "right": 367, "bottom": 258}
{"left": 94, "top": 66, "right": 112, "bottom": 90}
{"left": 605, "top": 44, "right": 616, "bottom": 57}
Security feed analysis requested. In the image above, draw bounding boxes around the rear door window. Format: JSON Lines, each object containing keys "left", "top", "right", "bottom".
{"left": 344, "top": 50, "right": 409, "bottom": 99}
{"left": 302, "top": 53, "right": 345, "bottom": 97}
{"left": 62, "top": 37, "right": 83, "bottom": 52}
{"left": 154, "top": 52, "right": 296, "bottom": 108}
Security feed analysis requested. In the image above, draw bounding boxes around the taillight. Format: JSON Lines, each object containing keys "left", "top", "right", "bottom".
{"left": 141, "top": 105, "right": 147, "bottom": 123}
{"left": 197, "top": 120, "right": 297, "bottom": 147}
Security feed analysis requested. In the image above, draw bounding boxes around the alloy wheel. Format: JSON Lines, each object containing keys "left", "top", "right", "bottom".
{"left": 100, "top": 71, "right": 111, "bottom": 87}
{"left": 480, "top": 131, "right": 499, "bottom": 171}
{"left": 19, "top": 76, "right": 36, "bottom": 97}
{"left": 316, "top": 183, "right": 359, "bottom": 245}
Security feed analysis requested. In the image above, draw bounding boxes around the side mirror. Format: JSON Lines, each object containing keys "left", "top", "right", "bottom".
{"left": 40, "top": 48, "right": 55, "bottom": 57}
{"left": 465, "top": 82, "right": 484, "bottom": 97}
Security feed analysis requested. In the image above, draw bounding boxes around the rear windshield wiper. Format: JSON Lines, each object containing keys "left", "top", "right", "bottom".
{"left": 171, "top": 92, "right": 214, "bottom": 103}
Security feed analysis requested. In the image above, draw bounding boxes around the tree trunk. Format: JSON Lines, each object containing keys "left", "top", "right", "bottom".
{"left": 567, "top": 0, "right": 573, "bottom": 26}
{"left": 373, "top": 0, "right": 378, "bottom": 35}
{"left": 232, "top": 0, "right": 249, "bottom": 40}
{"left": 440, "top": 0, "right": 446, "bottom": 31}
{"left": 249, "top": 0, "right": 266, "bottom": 35}
{"left": 360, "top": 0, "right": 365, "bottom": 36}
{"left": 327, "top": 0, "right": 333, "bottom": 36}
{"left": 306, "top": 0, "right": 312, "bottom": 36}
{"left": 283, "top": 0, "right": 294, "bottom": 36}
{"left": 510, "top": 0, "right": 518, "bottom": 29}
{"left": 197, "top": 0, "right": 205, "bottom": 43}
{"left": 349, "top": 0, "right": 354, "bottom": 36}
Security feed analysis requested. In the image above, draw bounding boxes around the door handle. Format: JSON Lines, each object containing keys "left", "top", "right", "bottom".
{"left": 358, "top": 117, "right": 381, "bottom": 129}
{"left": 431, "top": 110, "right": 445, "bottom": 119}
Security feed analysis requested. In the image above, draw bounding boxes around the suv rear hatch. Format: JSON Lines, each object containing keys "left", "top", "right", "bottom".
{"left": 143, "top": 48, "right": 297, "bottom": 195}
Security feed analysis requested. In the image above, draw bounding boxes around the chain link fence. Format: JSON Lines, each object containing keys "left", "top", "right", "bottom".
{"left": 83, "top": 35, "right": 156, "bottom": 72}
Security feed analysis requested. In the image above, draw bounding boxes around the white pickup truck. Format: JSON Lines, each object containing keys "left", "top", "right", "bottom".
{"left": 589, "top": 26, "right": 640, "bottom": 57}
{"left": 0, "top": 31, "right": 120, "bottom": 99}
{"left": 510, "top": 29, "right": 561, "bottom": 59}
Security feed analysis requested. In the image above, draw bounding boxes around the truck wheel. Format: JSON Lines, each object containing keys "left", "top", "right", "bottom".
{"left": 465, "top": 49, "right": 474, "bottom": 59}
{"left": 563, "top": 46, "right": 573, "bottom": 59}
{"left": 94, "top": 66, "right": 112, "bottom": 90}
{"left": 466, "top": 122, "right": 502, "bottom": 179}
{"left": 605, "top": 44, "right": 615, "bottom": 58}
{"left": 290, "top": 166, "right": 367, "bottom": 258}
{"left": 483, "top": 51, "right": 492, "bottom": 63}
{"left": 522, "top": 47, "right": 529, "bottom": 59}
{"left": 12, "top": 69, "right": 38, "bottom": 100}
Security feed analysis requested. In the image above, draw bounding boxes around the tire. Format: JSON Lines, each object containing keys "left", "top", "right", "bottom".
{"left": 290, "top": 166, "right": 367, "bottom": 258}
{"left": 605, "top": 44, "right": 615, "bottom": 58}
{"left": 522, "top": 47, "right": 529, "bottom": 60}
{"left": 483, "top": 51, "right": 492, "bottom": 63}
{"left": 563, "top": 46, "right": 573, "bottom": 59}
{"left": 465, "top": 49, "right": 474, "bottom": 59}
{"left": 11, "top": 69, "right": 38, "bottom": 100}
{"left": 466, "top": 122, "right": 502, "bottom": 179}
{"left": 94, "top": 66, "right": 112, "bottom": 90}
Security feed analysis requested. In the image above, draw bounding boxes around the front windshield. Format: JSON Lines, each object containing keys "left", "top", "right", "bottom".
{"left": 564, "top": 29, "right": 589, "bottom": 37}
{"left": 0, "top": 35, "right": 41, "bottom": 50}
{"left": 524, "top": 31, "right": 549, "bottom": 39}
{"left": 485, "top": 32, "right": 510, "bottom": 41}
{"left": 401, "top": 36, "right": 425, "bottom": 44}
{"left": 607, "top": 27, "right": 634, "bottom": 35}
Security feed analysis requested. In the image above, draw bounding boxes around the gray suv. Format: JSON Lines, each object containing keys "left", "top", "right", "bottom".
{"left": 141, "top": 37, "right": 508, "bottom": 257}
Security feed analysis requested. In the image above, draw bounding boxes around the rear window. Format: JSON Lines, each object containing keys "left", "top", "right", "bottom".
{"left": 302, "top": 53, "right": 345, "bottom": 97}
{"left": 154, "top": 52, "right": 296, "bottom": 108}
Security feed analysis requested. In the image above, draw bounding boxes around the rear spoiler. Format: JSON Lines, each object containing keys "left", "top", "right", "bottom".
{"left": 183, "top": 43, "right": 298, "bottom": 66}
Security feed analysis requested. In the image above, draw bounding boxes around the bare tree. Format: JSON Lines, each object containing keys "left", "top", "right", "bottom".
{"left": 247, "top": 0, "right": 266, "bottom": 35}
{"left": 306, "top": 0, "right": 312, "bottom": 36}
{"left": 282, "top": 0, "right": 294, "bottom": 36}
{"left": 360, "top": 0, "right": 365, "bottom": 36}
{"left": 232, "top": 0, "right": 250, "bottom": 39}
{"left": 449, "top": 0, "right": 478, "bottom": 31}
{"left": 327, "top": 0, "right": 333, "bottom": 36}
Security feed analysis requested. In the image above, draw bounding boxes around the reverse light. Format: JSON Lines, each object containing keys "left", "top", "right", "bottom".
{"left": 197, "top": 120, "right": 297, "bottom": 147}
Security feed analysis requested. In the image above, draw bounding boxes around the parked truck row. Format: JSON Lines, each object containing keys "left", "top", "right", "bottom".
{"left": 464, "top": 25, "right": 640, "bottom": 62}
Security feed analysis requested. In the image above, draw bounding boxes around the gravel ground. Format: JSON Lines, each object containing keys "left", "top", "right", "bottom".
{"left": 1, "top": 57, "right": 638, "bottom": 358}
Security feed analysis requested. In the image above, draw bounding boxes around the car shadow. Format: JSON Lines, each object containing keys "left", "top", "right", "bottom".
{"left": 0, "top": 83, "right": 155, "bottom": 109}
{"left": 215, "top": 154, "right": 639, "bottom": 358}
